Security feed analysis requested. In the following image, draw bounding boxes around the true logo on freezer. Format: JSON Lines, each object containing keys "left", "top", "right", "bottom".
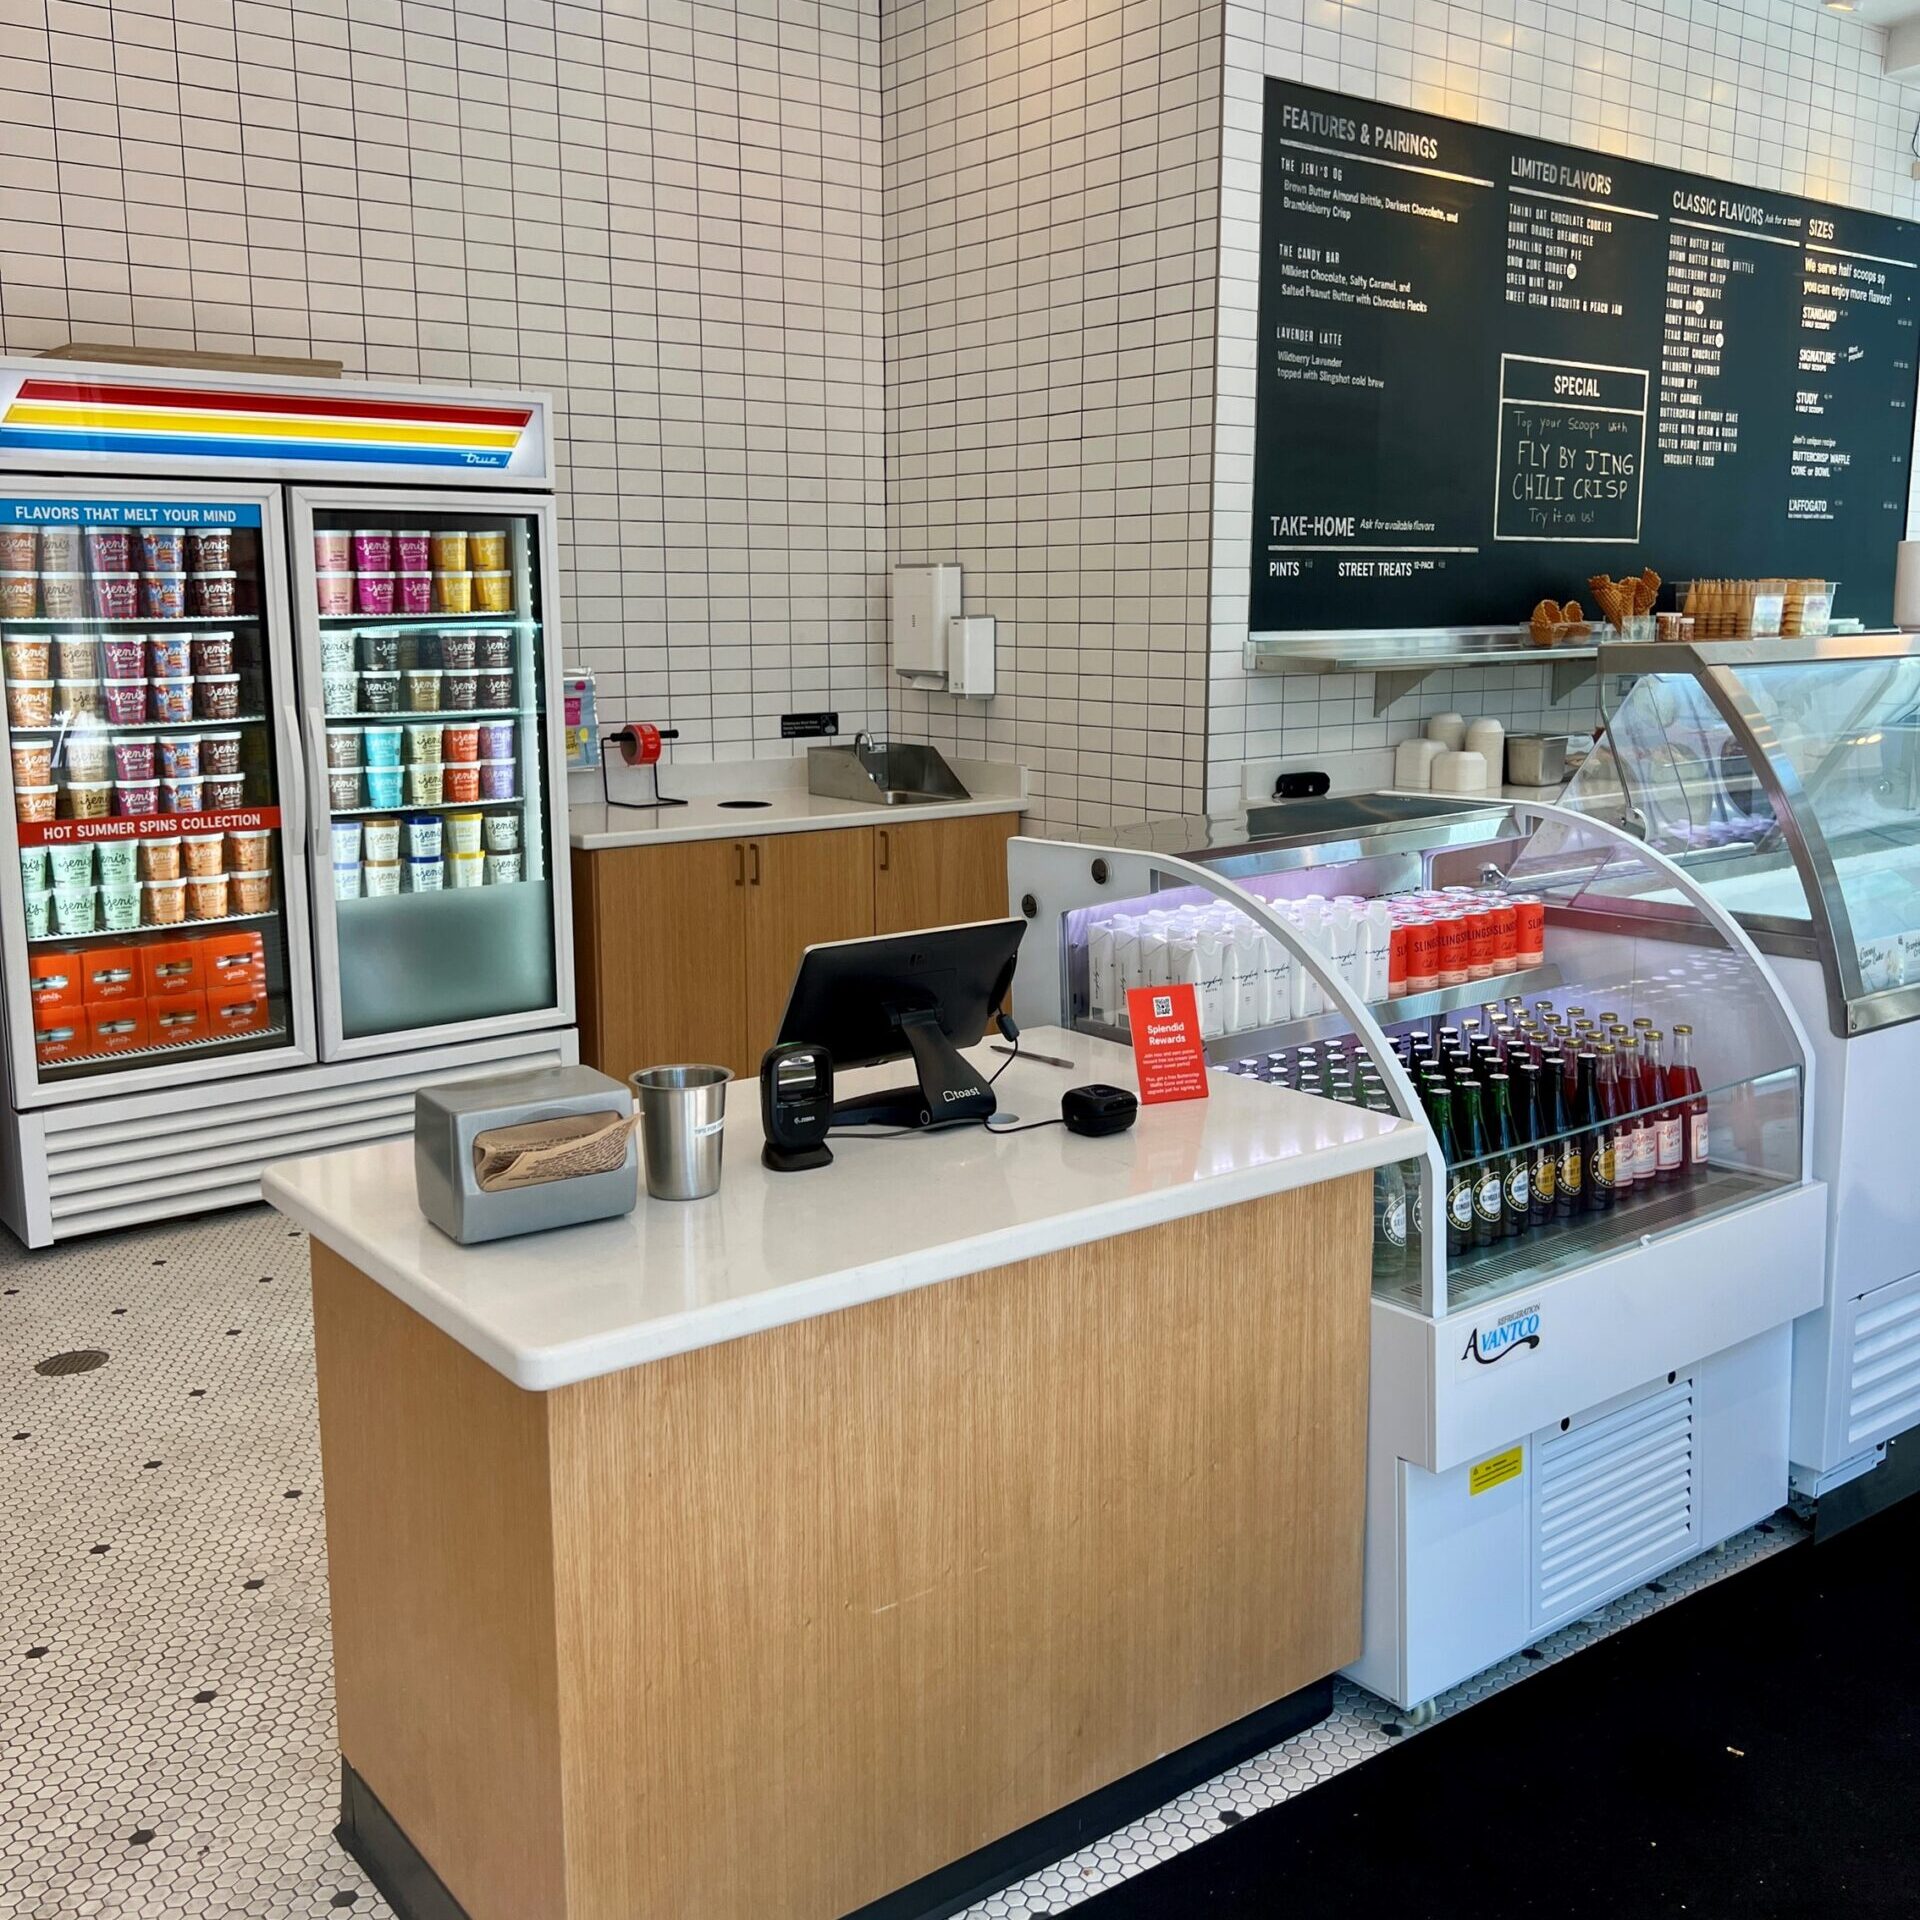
{"left": 1461, "top": 1305, "right": 1542, "bottom": 1367}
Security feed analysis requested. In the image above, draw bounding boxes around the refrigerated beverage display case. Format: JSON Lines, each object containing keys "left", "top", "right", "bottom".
{"left": 0, "top": 359, "right": 575, "bottom": 1246}
{"left": 289, "top": 496, "right": 560, "bottom": 1052}
{"left": 0, "top": 486, "right": 312, "bottom": 1089}
{"left": 1566, "top": 634, "right": 1920, "bottom": 1503}
{"left": 1007, "top": 794, "right": 1827, "bottom": 1710}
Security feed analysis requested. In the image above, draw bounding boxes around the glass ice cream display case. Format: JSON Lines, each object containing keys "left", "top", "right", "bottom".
{"left": 288, "top": 493, "right": 564, "bottom": 1056}
{"left": 1006, "top": 797, "right": 1826, "bottom": 1710}
{"left": 0, "top": 359, "right": 575, "bottom": 1248}
{"left": 0, "top": 483, "right": 315, "bottom": 1096}
{"left": 1565, "top": 635, "right": 1920, "bottom": 1500}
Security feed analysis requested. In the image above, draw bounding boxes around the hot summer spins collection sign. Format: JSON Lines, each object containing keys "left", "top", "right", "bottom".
{"left": 1249, "top": 79, "right": 1920, "bottom": 633}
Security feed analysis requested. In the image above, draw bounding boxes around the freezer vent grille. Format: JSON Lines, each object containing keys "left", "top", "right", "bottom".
{"left": 1845, "top": 1282, "right": 1920, "bottom": 1451}
{"left": 40, "top": 1037, "right": 571, "bottom": 1237}
{"left": 1532, "top": 1377, "right": 1695, "bottom": 1629}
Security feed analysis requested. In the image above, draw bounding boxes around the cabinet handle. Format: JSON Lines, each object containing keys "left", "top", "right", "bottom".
{"left": 734, "top": 843, "right": 745, "bottom": 887}
{"left": 749, "top": 841, "right": 761, "bottom": 887}
{"left": 878, "top": 828, "right": 890, "bottom": 872}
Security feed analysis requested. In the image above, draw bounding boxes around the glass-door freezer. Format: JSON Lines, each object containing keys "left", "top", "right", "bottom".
{"left": 288, "top": 488, "right": 571, "bottom": 1058}
{"left": 0, "top": 480, "right": 316, "bottom": 1104}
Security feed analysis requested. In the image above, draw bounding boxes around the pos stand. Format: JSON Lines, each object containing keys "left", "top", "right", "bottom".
{"left": 831, "top": 1011, "right": 998, "bottom": 1130}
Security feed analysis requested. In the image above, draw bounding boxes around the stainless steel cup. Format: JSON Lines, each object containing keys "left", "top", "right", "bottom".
{"left": 631, "top": 1065, "right": 733, "bottom": 1201}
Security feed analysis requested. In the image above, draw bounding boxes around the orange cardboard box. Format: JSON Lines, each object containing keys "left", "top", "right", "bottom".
{"left": 81, "top": 945, "right": 143, "bottom": 1006}
{"left": 86, "top": 1001, "right": 150, "bottom": 1055}
{"left": 34, "top": 1006, "right": 86, "bottom": 1065}
{"left": 29, "top": 951, "right": 85, "bottom": 1014}
{"left": 151, "top": 993, "right": 210, "bottom": 1048}
{"left": 202, "top": 927, "right": 266, "bottom": 992}
{"left": 207, "top": 982, "right": 271, "bottom": 1037}
{"left": 141, "top": 939, "right": 204, "bottom": 1000}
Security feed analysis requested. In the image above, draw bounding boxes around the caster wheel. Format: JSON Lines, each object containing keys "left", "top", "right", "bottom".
{"left": 1402, "top": 1697, "right": 1438, "bottom": 1728}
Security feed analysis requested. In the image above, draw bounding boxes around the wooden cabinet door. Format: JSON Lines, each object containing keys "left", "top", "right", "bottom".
{"left": 742, "top": 828, "right": 875, "bottom": 1069}
{"left": 873, "top": 813, "right": 1019, "bottom": 936}
{"left": 576, "top": 839, "right": 749, "bottom": 1084}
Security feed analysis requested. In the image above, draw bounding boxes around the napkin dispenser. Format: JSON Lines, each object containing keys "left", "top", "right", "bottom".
{"left": 415, "top": 1065, "right": 639, "bottom": 1244}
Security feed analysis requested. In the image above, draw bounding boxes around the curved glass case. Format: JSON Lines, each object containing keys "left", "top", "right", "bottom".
{"left": 1007, "top": 794, "right": 1811, "bottom": 1322}
{"left": 1565, "top": 635, "right": 1920, "bottom": 1036}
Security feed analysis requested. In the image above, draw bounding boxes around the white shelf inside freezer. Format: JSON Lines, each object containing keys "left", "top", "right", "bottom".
{"left": 8, "top": 714, "right": 268, "bottom": 735}
{"left": 0, "top": 614, "right": 263, "bottom": 628}
{"left": 315, "top": 613, "right": 537, "bottom": 628}
{"left": 42, "top": 1021, "right": 290, "bottom": 1072}
{"left": 325, "top": 708, "right": 535, "bottom": 724}
{"left": 329, "top": 797, "right": 523, "bottom": 816}
{"left": 27, "top": 910, "right": 281, "bottom": 946}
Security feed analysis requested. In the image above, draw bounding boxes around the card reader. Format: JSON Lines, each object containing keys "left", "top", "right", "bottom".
{"left": 1061, "top": 1084, "right": 1138, "bottom": 1137}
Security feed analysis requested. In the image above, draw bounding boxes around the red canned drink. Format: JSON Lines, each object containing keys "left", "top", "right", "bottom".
{"left": 1388, "top": 920, "right": 1409, "bottom": 996}
{"left": 1435, "top": 911, "right": 1469, "bottom": 988}
{"left": 1490, "top": 901, "right": 1518, "bottom": 974}
{"left": 1465, "top": 906, "right": 1495, "bottom": 980}
{"left": 1405, "top": 917, "right": 1439, "bottom": 994}
{"left": 1513, "top": 895, "right": 1546, "bottom": 968}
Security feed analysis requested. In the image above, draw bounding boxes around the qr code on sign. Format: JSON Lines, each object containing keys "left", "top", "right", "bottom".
{"left": 1152, "top": 993, "right": 1173, "bottom": 1018}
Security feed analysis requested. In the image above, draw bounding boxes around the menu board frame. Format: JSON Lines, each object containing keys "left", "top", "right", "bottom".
{"left": 1248, "top": 80, "right": 1920, "bottom": 637}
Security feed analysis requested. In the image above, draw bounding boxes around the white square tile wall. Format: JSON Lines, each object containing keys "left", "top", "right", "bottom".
{"left": 881, "top": 0, "right": 1225, "bottom": 833}
{"left": 5, "top": 0, "right": 1919, "bottom": 821}
{"left": 0, "top": 0, "right": 890, "bottom": 764}
{"left": 1206, "top": 0, "right": 1920, "bottom": 814}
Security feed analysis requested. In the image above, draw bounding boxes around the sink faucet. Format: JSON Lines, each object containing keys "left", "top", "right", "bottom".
{"left": 853, "top": 729, "right": 877, "bottom": 764}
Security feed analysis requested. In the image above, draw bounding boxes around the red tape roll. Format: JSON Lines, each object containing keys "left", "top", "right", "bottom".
{"left": 617, "top": 723, "right": 663, "bottom": 767}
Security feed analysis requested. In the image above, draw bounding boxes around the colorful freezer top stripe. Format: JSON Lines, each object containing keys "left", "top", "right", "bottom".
{"left": 0, "top": 379, "right": 535, "bottom": 471}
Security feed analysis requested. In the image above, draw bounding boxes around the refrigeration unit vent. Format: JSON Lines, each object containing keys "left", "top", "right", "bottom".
{"left": 36, "top": 1038, "right": 573, "bottom": 1240}
{"left": 1845, "top": 1279, "right": 1920, "bottom": 1452}
{"left": 1531, "top": 1377, "right": 1696, "bottom": 1630}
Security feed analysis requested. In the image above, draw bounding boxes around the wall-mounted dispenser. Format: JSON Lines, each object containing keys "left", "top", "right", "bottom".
{"left": 891, "top": 563, "right": 962, "bottom": 686}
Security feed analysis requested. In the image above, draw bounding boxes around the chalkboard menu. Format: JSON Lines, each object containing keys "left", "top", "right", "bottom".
{"left": 1250, "top": 79, "right": 1920, "bottom": 633}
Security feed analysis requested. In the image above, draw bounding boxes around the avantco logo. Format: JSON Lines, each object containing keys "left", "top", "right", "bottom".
{"left": 1459, "top": 1301, "right": 1543, "bottom": 1372}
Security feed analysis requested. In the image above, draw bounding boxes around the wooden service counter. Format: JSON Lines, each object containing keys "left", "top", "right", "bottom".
{"left": 265, "top": 1029, "right": 1413, "bottom": 1920}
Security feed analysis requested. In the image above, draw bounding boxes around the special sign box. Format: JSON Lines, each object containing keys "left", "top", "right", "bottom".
{"left": 1250, "top": 79, "right": 1920, "bottom": 632}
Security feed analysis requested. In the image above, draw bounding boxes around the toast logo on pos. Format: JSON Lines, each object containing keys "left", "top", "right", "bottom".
{"left": 1459, "top": 1303, "right": 1543, "bottom": 1373}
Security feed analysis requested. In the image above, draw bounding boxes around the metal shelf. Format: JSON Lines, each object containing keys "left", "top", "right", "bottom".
{"left": 1374, "top": 1162, "right": 1790, "bottom": 1314}
{"left": 29, "top": 909, "right": 279, "bottom": 945}
{"left": 9, "top": 714, "right": 267, "bottom": 735}
{"left": 329, "top": 796, "right": 522, "bottom": 816}
{"left": 1, "top": 614, "right": 261, "bottom": 628}
{"left": 1079, "top": 962, "right": 1565, "bottom": 1061}
{"left": 324, "top": 708, "right": 529, "bottom": 725}
{"left": 315, "top": 613, "right": 534, "bottom": 628}
{"left": 1245, "top": 628, "right": 1601, "bottom": 714}
{"left": 41, "top": 1019, "right": 289, "bottom": 1072}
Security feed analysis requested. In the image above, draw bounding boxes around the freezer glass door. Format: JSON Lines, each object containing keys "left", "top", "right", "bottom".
{"left": 292, "top": 494, "right": 563, "bottom": 1050}
{"left": 1, "top": 484, "right": 313, "bottom": 1095}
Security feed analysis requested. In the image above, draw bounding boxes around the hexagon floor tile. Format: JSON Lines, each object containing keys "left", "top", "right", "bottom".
{"left": 0, "top": 1206, "right": 1802, "bottom": 1918}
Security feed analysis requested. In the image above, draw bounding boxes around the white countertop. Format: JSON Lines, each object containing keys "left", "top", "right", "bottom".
{"left": 265, "top": 1028, "right": 1415, "bottom": 1391}
{"left": 569, "top": 754, "right": 1027, "bottom": 850}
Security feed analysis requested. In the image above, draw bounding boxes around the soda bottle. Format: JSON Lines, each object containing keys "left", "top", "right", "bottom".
{"left": 1596, "top": 1044, "right": 1627, "bottom": 1199}
{"left": 1486, "top": 1071, "right": 1530, "bottom": 1239}
{"left": 1522, "top": 1058, "right": 1559, "bottom": 1228}
{"left": 1617, "top": 1034, "right": 1652, "bottom": 1189}
{"left": 1457, "top": 1078, "right": 1501, "bottom": 1249}
{"left": 1670, "top": 1023, "right": 1708, "bottom": 1177}
{"left": 1572, "top": 1050, "right": 1607, "bottom": 1212}
{"left": 1646, "top": 1030, "right": 1683, "bottom": 1182}
{"left": 1423, "top": 1080, "right": 1471, "bottom": 1256}
{"left": 1365, "top": 1085, "right": 1409, "bottom": 1282}
{"left": 1545, "top": 1053, "right": 1580, "bottom": 1218}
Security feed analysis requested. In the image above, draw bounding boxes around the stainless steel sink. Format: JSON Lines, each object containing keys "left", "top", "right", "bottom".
{"left": 807, "top": 738, "right": 971, "bottom": 807}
